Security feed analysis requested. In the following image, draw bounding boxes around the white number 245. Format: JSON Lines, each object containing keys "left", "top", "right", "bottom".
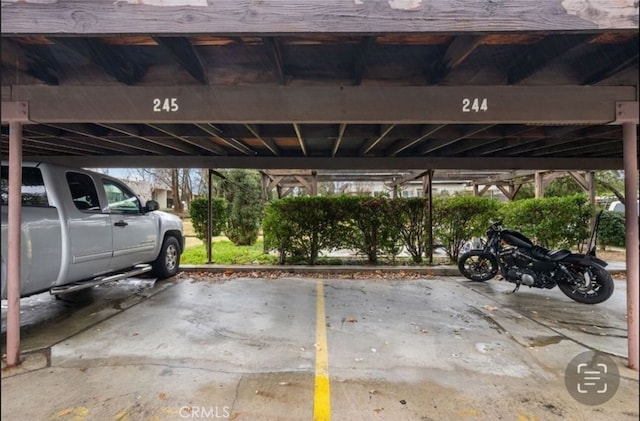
{"left": 153, "top": 98, "right": 179, "bottom": 112}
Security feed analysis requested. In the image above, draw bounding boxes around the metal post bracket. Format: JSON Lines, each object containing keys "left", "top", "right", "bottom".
{"left": 615, "top": 101, "right": 639, "bottom": 124}
{"left": 1, "top": 101, "right": 30, "bottom": 123}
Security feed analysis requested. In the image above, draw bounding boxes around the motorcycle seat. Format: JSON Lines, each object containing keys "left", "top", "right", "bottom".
{"left": 548, "top": 249, "right": 571, "bottom": 261}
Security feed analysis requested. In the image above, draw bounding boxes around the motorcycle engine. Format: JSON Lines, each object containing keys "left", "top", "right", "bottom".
{"left": 500, "top": 248, "right": 531, "bottom": 268}
{"left": 500, "top": 248, "right": 556, "bottom": 288}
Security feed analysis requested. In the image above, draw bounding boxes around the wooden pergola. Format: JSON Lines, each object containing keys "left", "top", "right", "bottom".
{"left": 1, "top": 0, "right": 638, "bottom": 369}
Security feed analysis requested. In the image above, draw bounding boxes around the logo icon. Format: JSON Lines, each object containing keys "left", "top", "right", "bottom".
{"left": 565, "top": 350, "right": 619, "bottom": 405}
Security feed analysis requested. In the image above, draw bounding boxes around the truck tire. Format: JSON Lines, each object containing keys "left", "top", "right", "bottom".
{"left": 152, "top": 236, "right": 180, "bottom": 279}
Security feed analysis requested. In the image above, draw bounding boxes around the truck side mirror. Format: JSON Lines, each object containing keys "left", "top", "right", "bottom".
{"left": 145, "top": 200, "right": 159, "bottom": 212}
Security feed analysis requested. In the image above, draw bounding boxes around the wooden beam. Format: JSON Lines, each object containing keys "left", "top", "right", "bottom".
{"left": 194, "top": 123, "right": 256, "bottom": 155}
{"left": 53, "top": 38, "right": 146, "bottom": 85}
{"left": 293, "top": 123, "right": 307, "bottom": 156}
{"left": 359, "top": 124, "right": 395, "bottom": 156}
{"left": 95, "top": 122, "right": 196, "bottom": 154}
{"left": 2, "top": 1, "right": 636, "bottom": 34}
{"left": 507, "top": 34, "right": 595, "bottom": 84}
{"left": 8, "top": 85, "right": 636, "bottom": 124}
{"left": 146, "top": 123, "right": 226, "bottom": 155}
{"left": 1, "top": 39, "right": 60, "bottom": 85}
{"left": 430, "top": 35, "right": 484, "bottom": 84}
{"left": 244, "top": 124, "right": 281, "bottom": 155}
{"left": 262, "top": 37, "right": 286, "bottom": 85}
{"left": 387, "top": 124, "right": 447, "bottom": 156}
{"left": 152, "top": 36, "right": 208, "bottom": 85}
{"left": 44, "top": 123, "right": 163, "bottom": 154}
{"left": 353, "top": 36, "right": 374, "bottom": 86}
{"left": 332, "top": 123, "right": 347, "bottom": 157}
{"left": 24, "top": 156, "right": 625, "bottom": 171}
{"left": 417, "top": 124, "right": 494, "bottom": 155}
{"left": 580, "top": 38, "right": 639, "bottom": 85}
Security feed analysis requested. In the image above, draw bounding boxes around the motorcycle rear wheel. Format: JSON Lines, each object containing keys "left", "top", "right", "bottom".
{"left": 557, "top": 264, "right": 614, "bottom": 304}
{"left": 457, "top": 251, "right": 498, "bottom": 282}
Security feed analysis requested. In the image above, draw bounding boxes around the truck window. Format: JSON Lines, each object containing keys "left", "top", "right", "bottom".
{"left": 0, "top": 165, "right": 50, "bottom": 207}
{"left": 66, "top": 172, "right": 101, "bottom": 211}
{"left": 103, "top": 179, "right": 141, "bottom": 214}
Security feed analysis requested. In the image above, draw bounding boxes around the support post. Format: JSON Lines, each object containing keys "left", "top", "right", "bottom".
{"left": 206, "top": 169, "right": 213, "bottom": 264}
{"left": 423, "top": 170, "right": 434, "bottom": 264}
{"left": 623, "top": 121, "right": 639, "bottom": 371}
{"left": 6, "top": 121, "right": 23, "bottom": 367}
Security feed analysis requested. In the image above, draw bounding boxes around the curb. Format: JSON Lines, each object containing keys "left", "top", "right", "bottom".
{"left": 180, "top": 264, "right": 625, "bottom": 277}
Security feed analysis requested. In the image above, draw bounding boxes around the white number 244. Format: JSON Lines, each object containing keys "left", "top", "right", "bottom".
{"left": 462, "top": 98, "right": 488, "bottom": 112}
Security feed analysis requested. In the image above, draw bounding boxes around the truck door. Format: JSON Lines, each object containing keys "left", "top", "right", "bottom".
{"left": 102, "top": 179, "right": 157, "bottom": 269}
{"left": 65, "top": 171, "right": 112, "bottom": 282}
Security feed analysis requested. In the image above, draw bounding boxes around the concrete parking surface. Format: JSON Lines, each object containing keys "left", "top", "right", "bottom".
{"left": 2, "top": 272, "right": 638, "bottom": 420}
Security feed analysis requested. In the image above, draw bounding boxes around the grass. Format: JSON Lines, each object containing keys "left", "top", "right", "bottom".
{"left": 181, "top": 239, "right": 278, "bottom": 265}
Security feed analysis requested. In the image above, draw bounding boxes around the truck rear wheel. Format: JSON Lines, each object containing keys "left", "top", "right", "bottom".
{"left": 152, "top": 236, "right": 180, "bottom": 279}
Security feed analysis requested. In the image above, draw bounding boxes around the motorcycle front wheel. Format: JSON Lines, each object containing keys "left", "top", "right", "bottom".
{"left": 457, "top": 251, "right": 499, "bottom": 282}
{"left": 557, "top": 264, "right": 614, "bottom": 304}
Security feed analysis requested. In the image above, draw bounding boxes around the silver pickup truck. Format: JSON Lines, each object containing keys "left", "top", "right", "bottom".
{"left": 1, "top": 162, "right": 184, "bottom": 298}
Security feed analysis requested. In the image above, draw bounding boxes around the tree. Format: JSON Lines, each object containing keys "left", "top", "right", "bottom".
{"left": 218, "top": 169, "right": 263, "bottom": 246}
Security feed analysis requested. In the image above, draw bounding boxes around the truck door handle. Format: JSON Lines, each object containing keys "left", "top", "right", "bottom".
{"left": 114, "top": 220, "right": 128, "bottom": 227}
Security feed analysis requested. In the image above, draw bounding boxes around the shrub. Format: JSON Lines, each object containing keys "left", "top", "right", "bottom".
{"left": 219, "top": 169, "right": 263, "bottom": 246}
{"left": 500, "top": 194, "right": 592, "bottom": 249}
{"left": 433, "top": 196, "right": 501, "bottom": 263}
{"left": 597, "top": 210, "right": 626, "bottom": 249}
{"left": 349, "top": 197, "right": 403, "bottom": 263}
{"left": 189, "top": 197, "right": 227, "bottom": 240}
{"left": 263, "top": 196, "right": 356, "bottom": 264}
{"left": 397, "top": 198, "right": 431, "bottom": 264}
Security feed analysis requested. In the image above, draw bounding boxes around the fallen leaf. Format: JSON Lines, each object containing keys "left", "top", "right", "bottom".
{"left": 158, "top": 392, "right": 166, "bottom": 400}
{"left": 342, "top": 317, "right": 358, "bottom": 323}
{"left": 374, "top": 408, "right": 384, "bottom": 413}
{"left": 482, "top": 305, "right": 498, "bottom": 312}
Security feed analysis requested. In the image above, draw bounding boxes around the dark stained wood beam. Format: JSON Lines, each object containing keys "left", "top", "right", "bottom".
{"left": 194, "top": 123, "right": 256, "bottom": 155}
{"left": 417, "top": 124, "right": 495, "bottom": 155}
{"left": 386, "top": 125, "right": 447, "bottom": 156}
{"left": 262, "top": 37, "right": 286, "bottom": 85}
{"left": 244, "top": 124, "right": 281, "bottom": 156}
{"left": 96, "top": 123, "right": 198, "bottom": 154}
{"left": 152, "top": 36, "right": 208, "bottom": 85}
{"left": 53, "top": 38, "right": 146, "bottom": 85}
{"left": 23, "top": 126, "right": 126, "bottom": 154}
{"left": 439, "top": 125, "right": 535, "bottom": 155}
{"left": 359, "top": 124, "right": 396, "bottom": 156}
{"left": 26, "top": 155, "right": 625, "bottom": 171}
{"left": 353, "top": 36, "right": 374, "bottom": 86}
{"left": 43, "top": 123, "right": 160, "bottom": 155}
{"left": 507, "top": 34, "right": 595, "bottom": 84}
{"left": 2, "top": 1, "right": 636, "bottom": 34}
{"left": 1, "top": 39, "right": 61, "bottom": 85}
{"left": 579, "top": 38, "right": 640, "bottom": 85}
{"left": 146, "top": 123, "right": 226, "bottom": 155}
{"left": 332, "top": 123, "right": 347, "bottom": 157}
{"left": 430, "top": 35, "right": 484, "bottom": 85}
{"left": 10, "top": 85, "right": 635, "bottom": 124}
{"left": 292, "top": 123, "right": 307, "bottom": 156}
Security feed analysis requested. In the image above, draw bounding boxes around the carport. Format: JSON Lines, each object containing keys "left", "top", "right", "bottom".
{"left": 1, "top": 0, "right": 638, "bottom": 379}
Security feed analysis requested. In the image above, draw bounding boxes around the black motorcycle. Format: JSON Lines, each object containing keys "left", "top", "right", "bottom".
{"left": 457, "top": 219, "right": 614, "bottom": 304}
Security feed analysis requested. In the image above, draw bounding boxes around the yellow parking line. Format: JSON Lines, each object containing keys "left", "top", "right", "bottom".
{"left": 314, "top": 281, "right": 331, "bottom": 421}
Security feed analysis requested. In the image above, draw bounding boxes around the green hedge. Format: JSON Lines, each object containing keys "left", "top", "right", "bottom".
{"left": 432, "top": 196, "right": 501, "bottom": 262}
{"left": 597, "top": 210, "right": 626, "bottom": 249}
{"left": 500, "top": 194, "right": 592, "bottom": 249}
{"left": 189, "top": 197, "right": 227, "bottom": 240}
{"left": 261, "top": 194, "right": 599, "bottom": 265}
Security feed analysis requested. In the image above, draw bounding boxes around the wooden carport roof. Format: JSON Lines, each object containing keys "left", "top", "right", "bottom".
{"left": 1, "top": 1, "right": 638, "bottom": 170}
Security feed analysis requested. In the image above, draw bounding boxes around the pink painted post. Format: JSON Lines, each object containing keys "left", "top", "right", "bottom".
{"left": 6, "top": 121, "right": 23, "bottom": 367}
{"left": 623, "top": 121, "right": 639, "bottom": 371}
